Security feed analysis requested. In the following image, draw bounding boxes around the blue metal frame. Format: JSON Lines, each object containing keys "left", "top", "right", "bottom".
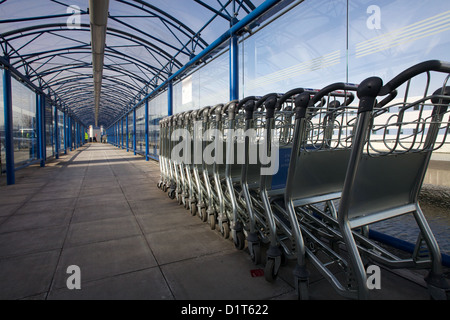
{"left": 3, "top": 57, "right": 15, "bottom": 184}
{"left": 229, "top": 35, "right": 239, "bottom": 100}
{"left": 55, "top": 106, "right": 59, "bottom": 159}
{"left": 126, "top": 113, "right": 129, "bottom": 152}
{"left": 133, "top": 108, "right": 137, "bottom": 155}
{"left": 145, "top": 98, "right": 149, "bottom": 161}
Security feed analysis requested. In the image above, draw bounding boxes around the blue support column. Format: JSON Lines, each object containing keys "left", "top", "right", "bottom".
{"left": 68, "top": 117, "right": 72, "bottom": 151}
{"left": 39, "top": 94, "right": 46, "bottom": 166}
{"left": 63, "top": 111, "right": 67, "bottom": 154}
{"left": 55, "top": 107, "right": 59, "bottom": 159}
{"left": 36, "top": 94, "right": 42, "bottom": 165}
{"left": 133, "top": 108, "right": 137, "bottom": 155}
{"left": 126, "top": 114, "right": 129, "bottom": 152}
{"left": 120, "top": 118, "right": 123, "bottom": 149}
{"left": 145, "top": 98, "right": 149, "bottom": 161}
{"left": 3, "top": 59, "right": 15, "bottom": 185}
{"left": 229, "top": 35, "right": 239, "bottom": 101}
{"left": 167, "top": 81, "right": 173, "bottom": 116}
{"left": 75, "top": 122, "right": 78, "bottom": 149}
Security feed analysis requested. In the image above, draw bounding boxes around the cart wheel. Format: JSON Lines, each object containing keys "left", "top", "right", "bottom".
{"left": 168, "top": 189, "right": 175, "bottom": 200}
{"left": 234, "top": 231, "right": 245, "bottom": 250}
{"left": 221, "top": 222, "right": 230, "bottom": 239}
{"left": 264, "top": 258, "right": 278, "bottom": 283}
{"left": 184, "top": 199, "right": 189, "bottom": 210}
{"left": 200, "top": 207, "right": 207, "bottom": 222}
{"left": 296, "top": 279, "right": 309, "bottom": 300}
{"left": 250, "top": 243, "right": 261, "bottom": 265}
{"left": 177, "top": 194, "right": 183, "bottom": 205}
{"left": 209, "top": 214, "right": 216, "bottom": 230}
{"left": 190, "top": 204, "right": 197, "bottom": 216}
{"left": 157, "top": 181, "right": 162, "bottom": 189}
{"left": 162, "top": 184, "right": 168, "bottom": 192}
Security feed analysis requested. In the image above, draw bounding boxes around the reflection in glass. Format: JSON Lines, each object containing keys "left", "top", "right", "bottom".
{"left": 11, "top": 77, "right": 37, "bottom": 167}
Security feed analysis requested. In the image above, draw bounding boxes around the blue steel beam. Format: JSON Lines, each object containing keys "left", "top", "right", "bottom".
{"left": 133, "top": 108, "right": 136, "bottom": 155}
{"left": 145, "top": 98, "right": 149, "bottom": 161}
{"left": 3, "top": 57, "right": 15, "bottom": 184}
{"left": 55, "top": 106, "right": 59, "bottom": 159}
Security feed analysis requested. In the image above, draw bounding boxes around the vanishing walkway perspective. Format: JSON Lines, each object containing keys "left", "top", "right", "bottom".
{"left": 0, "top": 143, "right": 439, "bottom": 300}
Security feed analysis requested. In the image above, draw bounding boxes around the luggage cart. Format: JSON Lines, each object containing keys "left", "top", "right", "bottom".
{"left": 209, "top": 100, "right": 242, "bottom": 239}
{"left": 335, "top": 60, "right": 450, "bottom": 300}
{"left": 172, "top": 111, "right": 192, "bottom": 208}
{"left": 190, "top": 106, "right": 212, "bottom": 220}
{"left": 282, "top": 60, "right": 449, "bottom": 300}
{"left": 240, "top": 91, "right": 300, "bottom": 269}
{"left": 204, "top": 103, "right": 226, "bottom": 230}
{"left": 278, "top": 83, "right": 362, "bottom": 299}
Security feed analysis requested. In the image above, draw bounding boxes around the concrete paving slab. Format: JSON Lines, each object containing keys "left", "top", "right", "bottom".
{"left": 161, "top": 250, "right": 294, "bottom": 300}
{"left": 145, "top": 224, "right": 239, "bottom": 265}
{"left": 0, "top": 226, "right": 67, "bottom": 259}
{"left": 0, "top": 210, "right": 72, "bottom": 233}
{"left": 75, "top": 192, "right": 127, "bottom": 206}
{"left": 79, "top": 185, "right": 122, "bottom": 198}
{"left": 18, "top": 198, "right": 77, "bottom": 214}
{"left": 0, "top": 250, "right": 60, "bottom": 300}
{"left": 0, "top": 203, "right": 22, "bottom": 217}
{"left": 52, "top": 235, "right": 158, "bottom": 289}
{"left": 48, "top": 267, "right": 174, "bottom": 300}
{"left": 65, "top": 216, "right": 142, "bottom": 247}
{"left": 137, "top": 210, "right": 206, "bottom": 235}
{"left": 72, "top": 201, "right": 133, "bottom": 223}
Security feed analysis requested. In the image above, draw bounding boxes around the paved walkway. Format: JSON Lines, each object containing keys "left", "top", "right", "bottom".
{"left": 0, "top": 143, "right": 438, "bottom": 300}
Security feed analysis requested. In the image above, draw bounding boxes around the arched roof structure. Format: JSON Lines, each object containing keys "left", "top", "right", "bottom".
{"left": 0, "top": 0, "right": 286, "bottom": 127}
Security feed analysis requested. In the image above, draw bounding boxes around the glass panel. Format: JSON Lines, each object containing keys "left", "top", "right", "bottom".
{"left": 240, "top": 0, "right": 347, "bottom": 97}
{"left": 173, "top": 50, "right": 230, "bottom": 114}
{"left": 45, "top": 102, "right": 53, "bottom": 158}
{"left": 348, "top": 0, "right": 450, "bottom": 85}
{"left": 0, "top": 73, "right": 4, "bottom": 174}
{"left": 149, "top": 91, "right": 168, "bottom": 158}
{"left": 128, "top": 113, "right": 134, "bottom": 150}
{"left": 58, "top": 111, "right": 64, "bottom": 153}
{"left": 135, "top": 104, "right": 146, "bottom": 154}
{"left": 11, "top": 77, "right": 37, "bottom": 167}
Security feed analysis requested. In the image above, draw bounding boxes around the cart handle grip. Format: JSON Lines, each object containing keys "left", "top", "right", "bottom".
{"left": 379, "top": 60, "right": 450, "bottom": 96}
{"left": 357, "top": 77, "right": 384, "bottom": 114}
{"left": 255, "top": 92, "right": 280, "bottom": 111}
{"left": 294, "top": 92, "right": 312, "bottom": 120}
{"left": 264, "top": 96, "right": 279, "bottom": 119}
{"left": 310, "top": 82, "right": 358, "bottom": 105}
{"left": 275, "top": 88, "right": 305, "bottom": 111}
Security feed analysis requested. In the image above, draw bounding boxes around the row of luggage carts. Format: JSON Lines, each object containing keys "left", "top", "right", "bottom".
{"left": 157, "top": 60, "right": 450, "bottom": 300}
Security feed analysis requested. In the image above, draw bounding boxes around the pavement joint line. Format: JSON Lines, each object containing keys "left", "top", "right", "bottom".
{"left": 44, "top": 146, "right": 92, "bottom": 300}
{"left": 107, "top": 147, "right": 177, "bottom": 299}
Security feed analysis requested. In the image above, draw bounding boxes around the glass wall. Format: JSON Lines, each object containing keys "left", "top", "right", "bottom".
{"left": 135, "top": 104, "right": 146, "bottom": 154}
{"left": 58, "top": 110, "right": 65, "bottom": 154}
{"left": 11, "top": 77, "right": 37, "bottom": 167}
{"left": 240, "top": 0, "right": 450, "bottom": 96}
{"left": 0, "top": 73, "right": 4, "bottom": 174}
{"left": 240, "top": 0, "right": 347, "bottom": 97}
{"left": 45, "top": 101, "right": 53, "bottom": 158}
{"left": 149, "top": 91, "right": 168, "bottom": 157}
{"left": 173, "top": 51, "right": 229, "bottom": 114}
{"left": 127, "top": 113, "right": 134, "bottom": 150}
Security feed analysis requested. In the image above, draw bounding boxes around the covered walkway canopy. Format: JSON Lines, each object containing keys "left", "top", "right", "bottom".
{"left": 0, "top": 0, "right": 283, "bottom": 127}
{"left": 1, "top": 0, "right": 292, "bottom": 184}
